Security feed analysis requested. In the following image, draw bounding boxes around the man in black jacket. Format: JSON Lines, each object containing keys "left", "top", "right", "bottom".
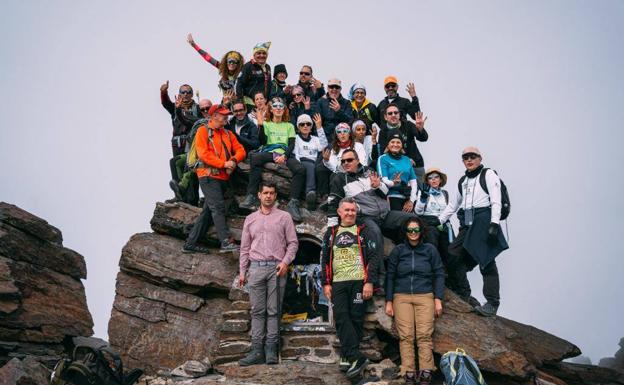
{"left": 378, "top": 104, "right": 428, "bottom": 184}
{"left": 236, "top": 42, "right": 271, "bottom": 109}
{"left": 320, "top": 197, "right": 377, "bottom": 379}
{"left": 225, "top": 101, "right": 260, "bottom": 154}
{"left": 377, "top": 76, "right": 421, "bottom": 121}
{"left": 294, "top": 65, "right": 325, "bottom": 103}
{"left": 316, "top": 78, "right": 353, "bottom": 141}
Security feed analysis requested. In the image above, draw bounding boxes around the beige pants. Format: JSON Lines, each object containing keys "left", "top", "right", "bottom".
{"left": 393, "top": 293, "right": 435, "bottom": 372}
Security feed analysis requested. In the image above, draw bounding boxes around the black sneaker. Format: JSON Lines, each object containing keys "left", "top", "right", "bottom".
{"left": 305, "top": 190, "right": 317, "bottom": 211}
{"left": 169, "top": 180, "right": 182, "bottom": 199}
{"left": 475, "top": 302, "right": 498, "bottom": 317}
{"left": 346, "top": 357, "right": 369, "bottom": 379}
{"left": 182, "top": 243, "right": 211, "bottom": 254}
{"left": 339, "top": 356, "right": 350, "bottom": 372}
{"left": 219, "top": 238, "right": 239, "bottom": 253}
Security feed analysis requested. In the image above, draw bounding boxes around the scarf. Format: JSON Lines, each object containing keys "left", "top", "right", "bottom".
{"left": 298, "top": 133, "right": 311, "bottom": 142}
{"left": 429, "top": 187, "right": 442, "bottom": 196}
{"left": 179, "top": 98, "right": 194, "bottom": 110}
{"left": 465, "top": 164, "right": 484, "bottom": 179}
{"left": 274, "top": 79, "right": 286, "bottom": 87}
{"left": 338, "top": 139, "right": 352, "bottom": 149}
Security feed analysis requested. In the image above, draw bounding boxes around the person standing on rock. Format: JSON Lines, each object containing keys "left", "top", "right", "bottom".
{"left": 238, "top": 181, "right": 299, "bottom": 366}
{"left": 320, "top": 197, "right": 379, "bottom": 379}
{"left": 385, "top": 217, "right": 444, "bottom": 385}
{"left": 182, "top": 104, "right": 246, "bottom": 254}
{"left": 437, "top": 147, "right": 509, "bottom": 317}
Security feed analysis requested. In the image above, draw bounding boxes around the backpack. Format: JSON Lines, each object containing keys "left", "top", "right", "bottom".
{"left": 457, "top": 168, "right": 510, "bottom": 220}
{"left": 440, "top": 348, "right": 487, "bottom": 385}
{"left": 50, "top": 337, "right": 142, "bottom": 385}
{"left": 186, "top": 119, "right": 233, "bottom": 171}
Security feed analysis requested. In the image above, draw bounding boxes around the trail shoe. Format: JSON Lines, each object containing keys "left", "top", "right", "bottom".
{"left": 264, "top": 343, "right": 279, "bottom": 365}
{"left": 404, "top": 371, "right": 416, "bottom": 385}
{"left": 286, "top": 199, "right": 302, "bottom": 222}
{"left": 182, "top": 243, "right": 211, "bottom": 254}
{"left": 418, "top": 370, "right": 432, "bottom": 385}
{"left": 339, "top": 356, "right": 350, "bottom": 372}
{"left": 460, "top": 295, "right": 481, "bottom": 308}
{"left": 239, "top": 194, "right": 259, "bottom": 210}
{"left": 305, "top": 190, "right": 317, "bottom": 211}
{"left": 239, "top": 343, "right": 265, "bottom": 366}
{"left": 219, "top": 238, "right": 239, "bottom": 253}
{"left": 475, "top": 302, "right": 498, "bottom": 317}
{"left": 346, "top": 357, "right": 369, "bottom": 379}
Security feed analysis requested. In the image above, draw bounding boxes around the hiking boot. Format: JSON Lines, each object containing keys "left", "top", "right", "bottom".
{"left": 169, "top": 180, "right": 182, "bottom": 199}
{"left": 182, "top": 243, "right": 211, "bottom": 254}
{"left": 286, "top": 199, "right": 302, "bottom": 222}
{"left": 460, "top": 295, "right": 481, "bottom": 308}
{"left": 264, "top": 343, "right": 279, "bottom": 365}
{"left": 346, "top": 357, "right": 369, "bottom": 379}
{"left": 305, "top": 190, "right": 317, "bottom": 211}
{"left": 239, "top": 344, "right": 265, "bottom": 366}
{"left": 239, "top": 194, "right": 259, "bottom": 210}
{"left": 418, "top": 370, "right": 432, "bottom": 385}
{"left": 318, "top": 195, "right": 329, "bottom": 212}
{"left": 339, "top": 356, "right": 350, "bottom": 372}
{"left": 404, "top": 371, "right": 416, "bottom": 385}
{"left": 475, "top": 302, "right": 498, "bottom": 317}
{"left": 165, "top": 197, "right": 182, "bottom": 204}
{"left": 219, "top": 238, "right": 239, "bottom": 253}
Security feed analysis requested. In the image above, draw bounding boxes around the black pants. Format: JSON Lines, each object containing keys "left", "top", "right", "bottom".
{"left": 315, "top": 159, "right": 333, "bottom": 197}
{"left": 186, "top": 177, "right": 229, "bottom": 245}
{"left": 332, "top": 280, "right": 366, "bottom": 361}
{"left": 421, "top": 216, "right": 451, "bottom": 265}
{"left": 389, "top": 197, "right": 408, "bottom": 211}
{"left": 447, "top": 227, "right": 500, "bottom": 306}
{"left": 247, "top": 152, "right": 305, "bottom": 199}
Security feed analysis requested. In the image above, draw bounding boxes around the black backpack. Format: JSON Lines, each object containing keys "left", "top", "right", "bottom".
{"left": 457, "top": 168, "right": 510, "bottom": 220}
{"left": 50, "top": 337, "right": 142, "bottom": 385}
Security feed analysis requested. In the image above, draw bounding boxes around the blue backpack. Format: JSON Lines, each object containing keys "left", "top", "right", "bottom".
{"left": 440, "top": 348, "right": 487, "bottom": 385}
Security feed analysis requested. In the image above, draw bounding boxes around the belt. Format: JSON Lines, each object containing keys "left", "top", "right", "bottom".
{"left": 250, "top": 260, "right": 279, "bottom": 266}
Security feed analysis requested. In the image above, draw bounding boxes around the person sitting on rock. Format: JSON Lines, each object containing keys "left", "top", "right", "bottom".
{"left": 320, "top": 197, "right": 378, "bottom": 379}
{"left": 377, "top": 104, "right": 428, "bottom": 186}
{"left": 270, "top": 64, "right": 291, "bottom": 99}
{"left": 349, "top": 84, "right": 378, "bottom": 133}
{"left": 437, "top": 147, "right": 509, "bottom": 317}
{"left": 239, "top": 97, "right": 306, "bottom": 222}
{"left": 248, "top": 91, "right": 268, "bottom": 126}
{"left": 182, "top": 104, "right": 246, "bottom": 254}
{"left": 225, "top": 100, "right": 260, "bottom": 154}
{"left": 292, "top": 113, "right": 327, "bottom": 211}
{"left": 186, "top": 33, "right": 244, "bottom": 93}
{"left": 292, "top": 65, "right": 325, "bottom": 103}
{"left": 288, "top": 85, "right": 316, "bottom": 128}
{"left": 236, "top": 42, "right": 271, "bottom": 109}
{"left": 415, "top": 168, "right": 453, "bottom": 266}
{"left": 385, "top": 217, "right": 444, "bottom": 385}
{"left": 377, "top": 76, "right": 421, "bottom": 121}
{"left": 315, "top": 78, "right": 353, "bottom": 141}
{"left": 377, "top": 131, "right": 419, "bottom": 212}
{"left": 238, "top": 181, "right": 298, "bottom": 366}
{"left": 352, "top": 120, "right": 377, "bottom": 166}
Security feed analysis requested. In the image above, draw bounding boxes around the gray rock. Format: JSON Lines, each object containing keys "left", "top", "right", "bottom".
{"left": 0, "top": 356, "right": 50, "bottom": 385}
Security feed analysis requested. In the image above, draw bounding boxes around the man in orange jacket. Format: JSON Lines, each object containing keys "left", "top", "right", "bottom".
{"left": 183, "top": 104, "right": 247, "bottom": 253}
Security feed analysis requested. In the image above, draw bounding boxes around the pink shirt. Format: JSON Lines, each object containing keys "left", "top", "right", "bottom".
{"left": 239, "top": 206, "right": 299, "bottom": 275}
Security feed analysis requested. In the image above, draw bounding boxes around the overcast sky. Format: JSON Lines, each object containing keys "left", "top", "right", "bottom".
{"left": 1, "top": 0, "right": 622, "bottom": 363}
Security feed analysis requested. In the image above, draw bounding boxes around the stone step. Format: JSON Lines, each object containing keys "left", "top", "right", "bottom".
{"left": 217, "top": 341, "right": 251, "bottom": 356}
{"left": 223, "top": 310, "right": 251, "bottom": 321}
{"left": 230, "top": 301, "right": 251, "bottom": 310}
{"left": 281, "top": 322, "right": 336, "bottom": 334}
{"left": 220, "top": 319, "right": 250, "bottom": 333}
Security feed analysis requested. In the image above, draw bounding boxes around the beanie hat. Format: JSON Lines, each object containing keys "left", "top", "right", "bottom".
{"left": 274, "top": 64, "right": 287, "bottom": 78}
{"left": 348, "top": 83, "right": 366, "bottom": 100}
{"left": 351, "top": 120, "right": 366, "bottom": 132}
{"left": 297, "top": 114, "right": 313, "bottom": 125}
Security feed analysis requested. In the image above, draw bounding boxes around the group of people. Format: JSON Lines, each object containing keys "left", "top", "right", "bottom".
{"left": 159, "top": 36, "right": 510, "bottom": 384}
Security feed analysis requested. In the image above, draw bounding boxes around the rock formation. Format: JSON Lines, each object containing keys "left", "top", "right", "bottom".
{"left": 0, "top": 202, "right": 93, "bottom": 370}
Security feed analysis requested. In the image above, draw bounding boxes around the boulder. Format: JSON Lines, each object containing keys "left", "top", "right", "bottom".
{"left": 0, "top": 202, "right": 93, "bottom": 367}
{"left": 0, "top": 356, "right": 50, "bottom": 385}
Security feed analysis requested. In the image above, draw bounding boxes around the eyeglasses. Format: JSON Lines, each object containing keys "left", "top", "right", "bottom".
{"left": 271, "top": 102, "right": 285, "bottom": 109}
{"left": 385, "top": 83, "right": 398, "bottom": 89}
{"left": 293, "top": 93, "right": 303, "bottom": 97}
{"left": 427, "top": 174, "right": 440, "bottom": 180}
{"left": 336, "top": 129, "right": 350, "bottom": 135}
{"left": 179, "top": 90, "right": 193, "bottom": 95}
{"left": 200, "top": 107, "right": 211, "bottom": 112}
{"left": 462, "top": 154, "right": 480, "bottom": 161}
{"left": 386, "top": 110, "right": 400, "bottom": 116}
{"left": 328, "top": 85, "right": 341, "bottom": 90}
{"left": 233, "top": 109, "right": 246, "bottom": 113}
{"left": 406, "top": 227, "right": 421, "bottom": 234}
{"left": 226, "top": 59, "right": 239, "bottom": 65}
{"left": 341, "top": 158, "right": 356, "bottom": 164}
{"left": 298, "top": 122, "right": 312, "bottom": 127}
{"left": 299, "top": 71, "right": 311, "bottom": 76}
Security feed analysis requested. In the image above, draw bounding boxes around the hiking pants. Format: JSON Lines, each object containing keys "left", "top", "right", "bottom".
{"left": 186, "top": 177, "right": 229, "bottom": 245}
{"left": 422, "top": 220, "right": 451, "bottom": 266}
{"left": 393, "top": 293, "right": 435, "bottom": 372}
{"left": 315, "top": 160, "right": 332, "bottom": 196}
{"left": 360, "top": 211, "right": 419, "bottom": 258}
{"left": 300, "top": 158, "right": 317, "bottom": 193}
{"left": 332, "top": 280, "right": 366, "bottom": 361}
{"left": 447, "top": 227, "right": 500, "bottom": 306}
{"left": 247, "top": 152, "right": 305, "bottom": 199}
{"left": 248, "top": 262, "right": 287, "bottom": 345}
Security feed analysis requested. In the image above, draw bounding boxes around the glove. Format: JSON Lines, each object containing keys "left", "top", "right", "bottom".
{"left": 419, "top": 185, "right": 430, "bottom": 203}
{"left": 487, "top": 223, "right": 500, "bottom": 244}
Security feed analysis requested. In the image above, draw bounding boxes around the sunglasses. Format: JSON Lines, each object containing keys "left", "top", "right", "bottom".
{"left": 462, "top": 154, "right": 480, "bottom": 161}
{"left": 328, "top": 85, "right": 341, "bottom": 90}
{"left": 293, "top": 93, "right": 303, "bottom": 97}
{"left": 299, "top": 71, "right": 311, "bottom": 76}
{"left": 233, "top": 109, "right": 246, "bottom": 113}
{"left": 341, "top": 157, "right": 356, "bottom": 164}
{"left": 179, "top": 90, "right": 193, "bottom": 95}
{"left": 271, "top": 102, "right": 285, "bottom": 109}
{"left": 386, "top": 110, "right": 400, "bottom": 116}
{"left": 200, "top": 107, "right": 210, "bottom": 112}
{"left": 406, "top": 227, "right": 421, "bottom": 234}
{"left": 227, "top": 59, "right": 240, "bottom": 65}
{"left": 298, "top": 122, "right": 312, "bottom": 127}
{"left": 427, "top": 174, "right": 440, "bottom": 180}
{"left": 336, "top": 129, "right": 350, "bottom": 135}
{"left": 385, "top": 83, "right": 398, "bottom": 89}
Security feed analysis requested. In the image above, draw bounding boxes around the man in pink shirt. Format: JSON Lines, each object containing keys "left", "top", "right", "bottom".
{"left": 238, "top": 181, "right": 298, "bottom": 366}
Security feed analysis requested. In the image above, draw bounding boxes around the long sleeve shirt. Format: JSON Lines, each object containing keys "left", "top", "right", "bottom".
{"left": 293, "top": 129, "right": 328, "bottom": 162}
{"left": 239, "top": 206, "right": 299, "bottom": 276}
{"left": 377, "top": 153, "right": 418, "bottom": 202}
{"left": 322, "top": 142, "right": 368, "bottom": 172}
{"left": 438, "top": 168, "right": 502, "bottom": 224}
{"left": 415, "top": 189, "right": 449, "bottom": 217}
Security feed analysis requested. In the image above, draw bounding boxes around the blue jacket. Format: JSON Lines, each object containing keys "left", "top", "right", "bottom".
{"left": 385, "top": 241, "right": 445, "bottom": 300}
{"left": 316, "top": 95, "right": 353, "bottom": 140}
{"left": 377, "top": 153, "right": 417, "bottom": 198}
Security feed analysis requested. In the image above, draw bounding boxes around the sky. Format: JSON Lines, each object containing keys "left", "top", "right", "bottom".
{"left": 1, "top": 0, "right": 623, "bottom": 363}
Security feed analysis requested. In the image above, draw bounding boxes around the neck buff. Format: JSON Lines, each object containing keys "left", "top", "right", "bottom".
{"left": 179, "top": 98, "right": 194, "bottom": 110}
{"left": 465, "top": 164, "right": 484, "bottom": 178}
{"left": 298, "top": 132, "right": 311, "bottom": 142}
{"left": 338, "top": 139, "right": 352, "bottom": 149}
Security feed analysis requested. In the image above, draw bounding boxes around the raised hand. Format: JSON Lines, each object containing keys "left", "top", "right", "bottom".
{"left": 222, "top": 89, "right": 234, "bottom": 105}
{"left": 256, "top": 108, "right": 265, "bottom": 126}
{"left": 369, "top": 171, "right": 381, "bottom": 188}
{"left": 313, "top": 113, "right": 323, "bottom": 129}
{"left": 303, "top": 96, "right": 311, "bottom": 110}
{"left": 322, "top": 148, "right": 331, "bottom": 161}
{"left": 174, "top": 94, "right": 182, "bottom": 108}
{"left": 329, "top": 99, "right": 340, "bottom": 112}
{"left": 392, "top": 172, "right": 402, "bottom": 184}
{"left": 160, "top": 80, "right": 169, "bottom": 92}
{"left": 186, "top": 33, "right": 195, "bottom": 46}
{"left": 415, "top": 111, "right": 428, "bottom": 129}
{"left": 403, "top": 200, "right": 414, "bottom": 213}
{"left": 313, "top": 78, "right": 323, "bottom": 89}
{"left": 406, "top": 82, "right": 417, "bottom": 98}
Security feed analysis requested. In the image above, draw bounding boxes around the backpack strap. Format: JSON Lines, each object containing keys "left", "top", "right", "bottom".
{"left": 479, "top": 168, "right": 490, "bottom": 194}
{"left": 457, "top": 175, "right": 466, "bottom": 196}
{"left": 442, "top": 189, "right": 449, "bottom": 204}
{"left": 462, "top": 355, "right": 486, "bottom": 384}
